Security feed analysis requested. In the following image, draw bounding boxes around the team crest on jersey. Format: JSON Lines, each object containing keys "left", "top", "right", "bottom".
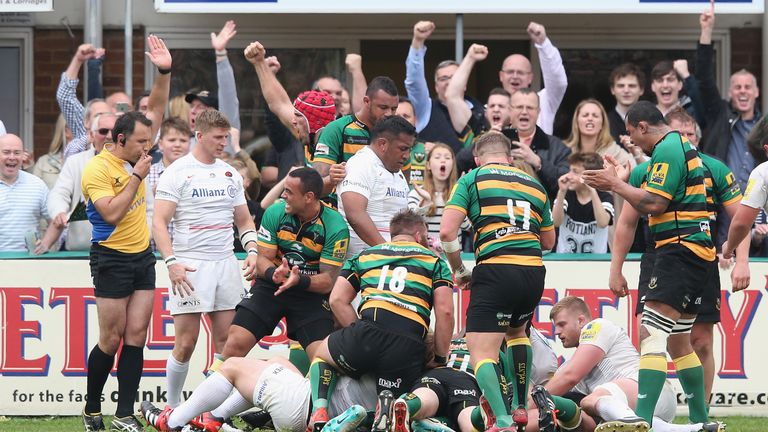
{"left": 725, "top": 172, "right": 736, "bottom": 186}
{"left": 413, "top": 152, "right": 426, "bottom": 163}
{"left": 225, "top": 171, "right": 233, "bottom": 177}
{"left": 580, "top": 322, "right": 601, "bottom": 342}
{"left": 649, "top": 163, "right": 669, "bottom": 187}
{"left": 332, "top": 239, "right": 348, "bottom": 259}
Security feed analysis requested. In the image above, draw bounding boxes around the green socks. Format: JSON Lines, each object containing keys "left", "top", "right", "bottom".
{"left": 506, "top": 337, "right": 532, "bottom": 408}
{"left": 288, "top": 342, "right": 310, "bottom": 376}
{"left": 309, "top": 359, "right": 337, "bottom": 410}
{"left": 674, "top": 352, "right": 708, "bottom": 423}
{"left": 475, "top": 359, "right": 512, "bottom": 427}
{"left": 636, "top": 354, "right": 668, "bottom": 423}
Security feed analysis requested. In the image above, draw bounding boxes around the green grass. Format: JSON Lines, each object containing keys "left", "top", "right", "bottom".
{"left": 0, "top": 416, "right": 765, "bottom": 431}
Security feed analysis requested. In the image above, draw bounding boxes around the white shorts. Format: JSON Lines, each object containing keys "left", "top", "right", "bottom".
{"left": 594, "top": 380, "right": 676, "bottom": 423}
{"left": 168, "top": 255, "right": 246, "bottom": 315}
{"left": 252, "top": 363, "right": 311, "bottom": 432}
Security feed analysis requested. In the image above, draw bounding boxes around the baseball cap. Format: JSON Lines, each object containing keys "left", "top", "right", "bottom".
{"left": 185, "top": 90, "right": 219, "bottom": 110}
{"left": 293, "top": 90, "right": 336, "bottom": 134}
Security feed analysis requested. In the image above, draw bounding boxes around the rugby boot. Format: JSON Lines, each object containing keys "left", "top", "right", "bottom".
{"left": 594, "top": 416, "right": 650, "bottom": 432}
{"left": 530, "top": 385, "right": 557, "bottom": 432}
{"left": 322, "top": 404, "right": 367, "bottom": 432}
{"left": 188, "top": 412, "right": 223, "bottom": 432}
{"left": 110, "top": 415, "right": 145, "bottom": 432}
{"left": 239, "top": 409, "right": 272, "bottom": 429}
{"left": 411, "top": 418, "right": 456, "bottom": 432}
{"left": 308, "top": 407, "right": 330, "bottom": 432}
{"left": 140, "top": 401, "right": 178, "bottom": 432}
{"left": 392, "top": 398, "right": 411, "bottom": 432}
{"left": 82, "top": 410, "right": 106, "bottom": 432}
{"left": 699, "top": 421, "right": 726, "bottom": 432}
{"left": 371, "top": 390, "right": 394, "bottom": 432}
{"left": 478, "top": 395, "right": 496, "bottom": 430}
{"left": 511, "top": 406, "right": 528, "bottom": 432}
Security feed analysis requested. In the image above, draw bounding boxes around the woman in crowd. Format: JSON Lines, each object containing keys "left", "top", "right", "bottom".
{"left": 564, "top": 99, "right": 636, "bottom": 169}
{"left": 32, "top": 113, "right": 72, "bottom": 190}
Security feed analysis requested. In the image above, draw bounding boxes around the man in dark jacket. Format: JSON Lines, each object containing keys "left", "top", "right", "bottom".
{"left": 698, "top": 2, "right": 762, "bottom": 192}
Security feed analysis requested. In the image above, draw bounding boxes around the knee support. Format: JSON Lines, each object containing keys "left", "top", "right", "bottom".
{"left": 671, "top": 317, "right": 695, "bottom": 335}
{"left": 640, "top": 307, "right": 673, "bottom": 355}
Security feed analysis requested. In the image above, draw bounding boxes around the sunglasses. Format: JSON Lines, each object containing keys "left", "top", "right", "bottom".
{"left": 97, "top": 128, "right": 111, "bottom": 136}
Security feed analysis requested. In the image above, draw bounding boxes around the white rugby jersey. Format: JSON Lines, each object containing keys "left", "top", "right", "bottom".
{"left": 573, "top": 318, "right": 639, "bottom": 395}
{"left": 742, "top": 161, "right": 768, "bottom": 210}
{"left": 555, "top": 190, "right": 614, "bottom": 254}
{"left": 338, "top": 146, "right": 409, "bottom": 256}
{"left": 530, "top": 327, "right": 559, "bottom": 386}
{"left": 155, "top": 153, "right": 246, "bottom": 260}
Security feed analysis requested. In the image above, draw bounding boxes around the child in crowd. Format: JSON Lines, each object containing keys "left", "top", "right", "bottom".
{"left": 553, "top": 152, "right": 614, "bottom": 253}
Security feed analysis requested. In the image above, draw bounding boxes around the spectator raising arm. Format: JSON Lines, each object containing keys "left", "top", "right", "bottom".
{"left": 346, "top": 53, "right": 368, "bottom": 113}
{"left": 530, "top": 22, "right": 568, "bottom": 135}
{"left": 244, "top": 41, "right": 296, "bottom": 134}
{"left": 445, "top": 44, "right": 488, "bottom": 134}
{"left": 212, "top": 20, "right": 242, "bottom": 154}
{"left": 405, "top": 20, "right": 436, "bottom": 132}
{"left": 144, "top": 35, "right": 173, "bottom": 140}
{"left": 58, "top": 44, "right": 104, "bottom": 159}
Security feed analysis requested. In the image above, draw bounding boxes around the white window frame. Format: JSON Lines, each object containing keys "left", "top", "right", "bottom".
{"left": 0, "top": 27, "right": 33, "bottom": 149}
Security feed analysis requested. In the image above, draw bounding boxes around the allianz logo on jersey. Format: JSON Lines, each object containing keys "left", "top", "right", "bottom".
{"left": 385, "top": 187, "right": 407, "bottom": 198}
{"left": 191, "top": 185, "right": 237, "bottom": 199}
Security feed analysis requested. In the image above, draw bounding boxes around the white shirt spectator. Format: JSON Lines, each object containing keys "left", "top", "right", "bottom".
{"left": 155, "top": 153, "right": 246, "bottom": 260}
{"left": 556, "top": 190, "right": 614, "bottom": 254}
{"left": 573, "top": 318, "right": 638, "bottom": 395}
{"left": 338, "top": 146, "right": 410, "bottom": 256}
{"left": 0, "top": 120, "right": 6, "bottom": 136}
{"left": 0, "top": 170, "right": 49, "bottom": 251}
{"left": 47, "top": 147, "right": 96, "bottom": 251}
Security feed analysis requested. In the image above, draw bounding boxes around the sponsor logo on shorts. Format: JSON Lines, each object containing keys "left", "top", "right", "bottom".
{"left": 682, "top": 294, "right": 691, "bottom": 309}
{"left": 648, "top": 276, "right": 657, "bottom": 290}
{"left": 649, "top": 163, "right": 669, "bottom": 187}
{"left": 254, "top": 382, "right": 268, "bottom": 404}
{"left": 177, "top": 297, "right": 201, "bottom": 308}
{"left": 695, "top": 297, "right": 702, "bottom": 305}
{"left": 420, "top": 377, "right": 441, "bottom": 385}
{"left": 453, "top": 389, "right": 477, "bottom": 396}
{"left": 716, "top": 298, "right": 721, "bottom": 311}
{"left": 378, "top": 377, "right": 402, "bottom": 389}
{"left": 496, "top": 312, "right": 513, "bottom": 327}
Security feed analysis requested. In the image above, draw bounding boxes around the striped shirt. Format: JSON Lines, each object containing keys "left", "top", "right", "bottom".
{"left": 0, "top": 171, "right": 50, "bottom": 251}
{"left": 407, "top": 189, "right": 470, "bottom": 240}
{"left": 342, "top": 240, "right": 453, "bottom": 334}
{"left": 446, "top": 163, "right": 554, "bottom": 266}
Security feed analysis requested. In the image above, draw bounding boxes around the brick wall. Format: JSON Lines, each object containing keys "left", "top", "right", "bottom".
{"left": 730, "top": 27, "right": 762, "bottom": 86}
{"left": 33, "top": 28, "right": 145, "bottom": 159}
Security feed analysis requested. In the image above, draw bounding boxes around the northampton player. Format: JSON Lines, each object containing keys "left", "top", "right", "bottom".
{"left": 440, "top": 131, "right": 555, "bottom": 431}
{"left": 307, "top": 210, "right": 455, "bottom": 432}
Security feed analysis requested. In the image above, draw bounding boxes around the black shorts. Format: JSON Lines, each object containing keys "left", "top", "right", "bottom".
{"left": 411, "top": 367, "right": 479, "bottom": 424}
{"left": 327, "top": 318, "right": 425, "bottom": 395}
{"left": 695, "top": 259, "right": 722, "bottom": 323}
{"left": 89, "top": 243, "right": 156, "bottom": 298}
{"left": 635, "top": 251, "right": 656, "bottom": 316}
{"left": 466, "top": 264, "right": 546, "bottom": 333}
{"left": 232, "top": 278, "right": 333, "bottom": 349}
{"left": 640, "top": 244, "right": 714, "bottom": 315}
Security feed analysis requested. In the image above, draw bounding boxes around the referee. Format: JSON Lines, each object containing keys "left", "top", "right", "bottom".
{"left": 80, "top": 111, "right": 156, "bottom": 432}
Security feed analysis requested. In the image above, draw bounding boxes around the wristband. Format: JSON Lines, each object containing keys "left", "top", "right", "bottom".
{"left": 440, "top": 237, "right": 462, "bottom": 254}
{"left": 164, "top": 255, "right": 177, "bottom": 266}
{"left": 247, "top": 248, "right": 258, "bottom": 256}
{"left": 215, "top": 49, "right": 227, "bottom": 57}
{"left": 132, "top": 172, "right": 144, "bottom": 182}
{"left": 240, "top": 229, "right": 259, "bottom": 247}
{"left": 296, "top": 274, "right": 312, "bottom": 290}
{"left": 158, "top": 67, "right": 171, "bottom": 75}
{"left": 433, "top": 354, "right": 447, "bottom": 365}
{"left": 265, "top": 266, "right": 277, "bottom": 282}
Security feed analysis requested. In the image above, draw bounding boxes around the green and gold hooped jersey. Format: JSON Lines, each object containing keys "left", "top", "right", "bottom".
{"left": 341, "top": 241, "right": 453, "bottom": 332}
{"left": 312, "top": 114, "right": 370, "bottom": 166}
{"left": 257, "top": 200, "right": 350, "bottom": 275}
{"left": 446, "top": 337, "right": 473, "bottom": 375}
{"left": 643, "top": 132, "right": 715, "bottom": 261}
{"left": 445, "top": 163, "right": 553, "bottom": 266}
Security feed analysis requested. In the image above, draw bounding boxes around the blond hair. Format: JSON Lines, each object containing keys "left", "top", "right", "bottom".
{"left": 48, "top": 113, "right": 68, "bottom": 155}
{"left": 168, "top": 95, "right": 190, "bottom": 124}
{"left": 564, "top": 99, "right": 615, "bottom": 153}
{"left": 423, "top": 142, "right": 458, "bottom": 216}
{"left": 549, "top": 296, "right": 592, "bottom": 321}
{"left": 195, "top": 109, "right": 231, "bottom": 134}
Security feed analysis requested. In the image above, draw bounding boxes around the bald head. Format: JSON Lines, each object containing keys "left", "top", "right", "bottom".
{"left": 0, "top": 134, "right": 24, "bottom": 182}
{"left": 106, "top": 92, "right": 132, "bottom": 111}
{"left": 499, "top": 54, "right": 533, "bottom": 94}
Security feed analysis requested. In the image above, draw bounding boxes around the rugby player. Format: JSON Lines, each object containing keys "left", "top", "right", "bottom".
{"left": 141, "top": 356, "right": 376, "bottom": 432}
{"left": 152, "top": 109, "right": 259, "bottom": 408}
{"left": 307, "top": 210, "right": 455, "bottom": 432}
{"left": 582, "top": 101, "right": 720, "bottom": 428}
{"left": 440, "top": 131, "right": 556, "bottom": 431}
{"left": 337, "top": 115, "right": 416, "bottom": 256}
{"left": 610, "top": 108, "right": 749, "bottom": 406}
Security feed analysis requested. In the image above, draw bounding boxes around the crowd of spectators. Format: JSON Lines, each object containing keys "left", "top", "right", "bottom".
{"left": 2, "top": 8, "right": 767, "bottom": 261}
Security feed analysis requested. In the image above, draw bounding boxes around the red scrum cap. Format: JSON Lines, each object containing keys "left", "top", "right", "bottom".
{"left": 293, "top": 90, "right": 336, "bottom": 134}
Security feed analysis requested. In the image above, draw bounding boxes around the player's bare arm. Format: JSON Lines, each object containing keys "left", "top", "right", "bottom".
{"left": 439, "top": 207, "right": 471, "bottom": 289}
{"left": 153, "top": 199, "right": 197, "bottom": 297}
{"left": 722, "top": 201, "right": 751, "bottom": 291}
{"left": 342, "top": 191, "right": 387, "bottom": 246}
{"left": 329, "top": 275, "right": 360, "bottom": 327}
{"left": 274, "top": 262, "right": 341, "bottom": 296}
{"left": 234, "top": 204, "right": 258, "bottom": 280}
{"left": 432, "top": 285, "right": 455, "bottom": 362}
{"left": 609, "top": 201, "right": 641, "bottom": 297}
{"left": 545, "top": 344, "right": 605, "bottom": 396}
